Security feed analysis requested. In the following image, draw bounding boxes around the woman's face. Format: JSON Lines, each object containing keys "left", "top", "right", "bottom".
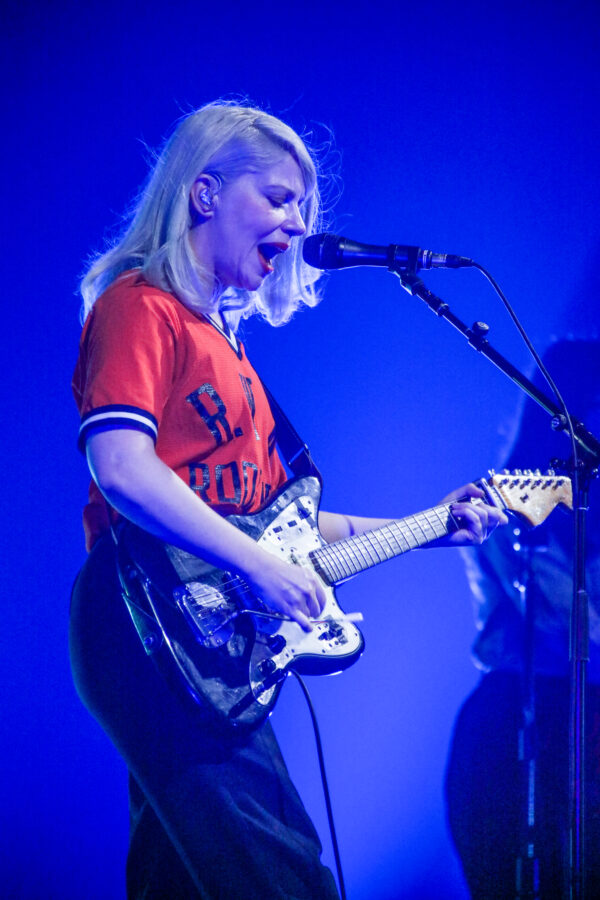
{"left": 191, "top": 153, "right": 307, "bottom": 293}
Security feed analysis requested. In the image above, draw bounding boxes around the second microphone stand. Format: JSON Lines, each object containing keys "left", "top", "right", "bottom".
{"left": 393, "top": 265, "right": 599, "bottom": 899}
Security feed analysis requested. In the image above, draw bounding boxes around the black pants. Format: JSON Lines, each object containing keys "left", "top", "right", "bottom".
{"left": 70, "top": 533, "right": 339, "bottom": 899}
{"left": 445, "top": 670, "right": 600, "bottom": 899}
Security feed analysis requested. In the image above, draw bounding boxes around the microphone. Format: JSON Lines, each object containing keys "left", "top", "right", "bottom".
{"left": 302, "top": 233, "right": 474, "bottom": 271}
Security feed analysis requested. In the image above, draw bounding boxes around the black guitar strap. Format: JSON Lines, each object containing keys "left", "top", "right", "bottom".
{"left": 261, "top": 384, "right": 322, "bottom": 483}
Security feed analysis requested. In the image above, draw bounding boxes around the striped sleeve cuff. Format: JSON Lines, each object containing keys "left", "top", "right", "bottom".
{"left": 78, "top": 404, "right": 159, "bottom": 451}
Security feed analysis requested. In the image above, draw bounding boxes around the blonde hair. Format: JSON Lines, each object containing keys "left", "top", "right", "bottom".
{"left": 80, "top": 101, "right": 324, "bottom": 327}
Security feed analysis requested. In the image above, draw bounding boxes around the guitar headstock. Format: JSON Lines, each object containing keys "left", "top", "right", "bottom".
{"left": 481, "top": 469, "right": 573, "bottom": 527}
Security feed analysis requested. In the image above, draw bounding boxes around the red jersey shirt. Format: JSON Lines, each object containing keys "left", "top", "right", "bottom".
{"left": 72, "top": 272, "right": 287, "bottom": 549}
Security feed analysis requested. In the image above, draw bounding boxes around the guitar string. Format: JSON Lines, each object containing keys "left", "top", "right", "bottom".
{"left": 316, "top": 506, "right": 450, "bottom": 576}
{"left": 183, "top": 502, "right": 456, "bottom": 612}
{"left": 187, "top": 474, "right": 563, "bottom": 606}
{"left": 177, "top": 477, "right": 565, "bottom": 626}
{"left": 316, "top": 502, "right": 454, "bottom": 578}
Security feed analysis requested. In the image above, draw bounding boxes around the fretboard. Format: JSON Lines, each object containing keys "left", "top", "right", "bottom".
{"left": 309, "top": 502, "right": 456, "bottom": 586}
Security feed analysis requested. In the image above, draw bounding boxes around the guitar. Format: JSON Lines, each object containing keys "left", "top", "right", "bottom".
{"left": 117, "top": 470, "right": 572, "bottom": 732}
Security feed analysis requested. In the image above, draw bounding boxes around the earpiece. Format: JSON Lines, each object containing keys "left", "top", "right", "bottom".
{"left": 199, "top": 189, "right": 214, "bottom": 210}
{"left": 192, "top": 173, "right": 222, "bottom": 219}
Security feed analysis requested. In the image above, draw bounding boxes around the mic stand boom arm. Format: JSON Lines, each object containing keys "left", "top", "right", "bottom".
{"left": 396, "top": 268, "right": 599, "bottom": 900}
{"left": 396, "top": 270, "right": 600, "bottom": 464}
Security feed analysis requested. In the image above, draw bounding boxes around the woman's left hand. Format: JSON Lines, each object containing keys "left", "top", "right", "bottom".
{"left": 435, "top": 482, "right": 509, "bottom": 547}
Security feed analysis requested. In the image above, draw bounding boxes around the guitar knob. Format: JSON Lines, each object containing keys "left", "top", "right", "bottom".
{"left": 257, "top": 658, "right": 277, "bottom": 677}
{"left": 266, "top": 634, "right": 287, "bottom": 654}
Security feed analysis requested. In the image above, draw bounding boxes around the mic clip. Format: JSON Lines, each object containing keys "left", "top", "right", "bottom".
{"left": 388, "top": 245, "right": 473, "bottom": 273}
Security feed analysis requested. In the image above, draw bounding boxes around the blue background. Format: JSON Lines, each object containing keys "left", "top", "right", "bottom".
{"left": 2, "top": 1, "right": 599, "bottom": 897}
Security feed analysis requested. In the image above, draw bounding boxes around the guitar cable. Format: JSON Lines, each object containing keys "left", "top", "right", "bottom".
{"left": 290, "top": 670, "right": 347, "bottom": 900}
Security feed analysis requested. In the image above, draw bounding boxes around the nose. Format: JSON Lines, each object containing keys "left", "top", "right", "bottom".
{"left": 283, "top": 204, "right": 306, "bottom": 237}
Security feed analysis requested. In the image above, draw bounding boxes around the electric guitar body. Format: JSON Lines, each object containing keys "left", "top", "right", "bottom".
{"left": 117, "top": 476, "right": 363, "bottom": 732}
{"left": 117, "top": 470, "right": 572, "bottom": 732}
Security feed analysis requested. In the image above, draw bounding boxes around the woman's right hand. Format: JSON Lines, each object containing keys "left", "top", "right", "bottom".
{"left": 244, "top": 552, "right": 328, "bottom": 632}
{"left": 86, "top": 430, "right": 328, "bottom": 633}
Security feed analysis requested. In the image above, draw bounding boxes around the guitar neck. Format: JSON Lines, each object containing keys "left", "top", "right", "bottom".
{"left": 308, "top": 467, "right": 573, "bottom": 586}
{"left": 310, "top": 502, "right": 457, "bottom": 586}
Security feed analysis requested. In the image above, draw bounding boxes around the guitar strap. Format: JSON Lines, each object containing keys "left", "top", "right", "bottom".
{"left": 261, "top": 383, "right": 322, "bottom": 483}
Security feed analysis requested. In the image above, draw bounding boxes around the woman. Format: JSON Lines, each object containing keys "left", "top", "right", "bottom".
{"left": 71, "top": 100, "right": 505, "bottom": 898}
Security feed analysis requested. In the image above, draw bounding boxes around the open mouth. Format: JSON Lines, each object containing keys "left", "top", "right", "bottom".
{"left": 257, "top": 243, "right": 289, "bottom": 274}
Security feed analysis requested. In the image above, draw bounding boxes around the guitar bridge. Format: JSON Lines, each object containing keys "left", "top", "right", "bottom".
{"left": 174, "top": 584, "right": 237, "bottom": 649}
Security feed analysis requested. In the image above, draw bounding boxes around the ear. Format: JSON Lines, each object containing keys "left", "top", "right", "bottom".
{"left": 190, "top": 173, "right": 221, "bottom": 220}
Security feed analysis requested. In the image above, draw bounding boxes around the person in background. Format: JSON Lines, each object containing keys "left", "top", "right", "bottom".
{"left": 445, "top": 338, "right": 600, "bottom": 898}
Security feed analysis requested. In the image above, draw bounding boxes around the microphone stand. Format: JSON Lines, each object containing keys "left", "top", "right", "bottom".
{"left": 516, "top": 545, "right": 539, "bottom": 899}
{"left": 393, "top": 267, "right": 600, "bottom": 899}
